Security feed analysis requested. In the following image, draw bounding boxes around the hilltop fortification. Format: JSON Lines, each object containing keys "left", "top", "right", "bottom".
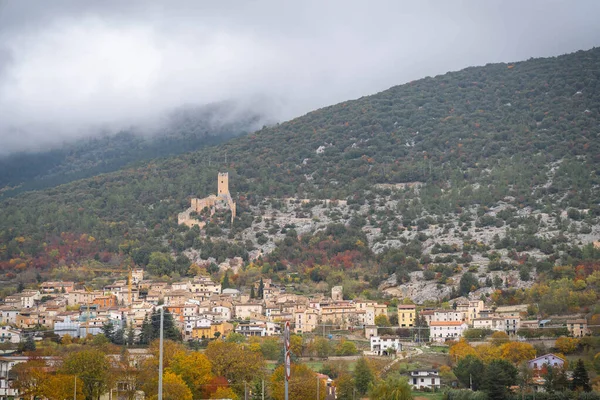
{"left": 178, "top": 172, "right": 236, "bottom": 228}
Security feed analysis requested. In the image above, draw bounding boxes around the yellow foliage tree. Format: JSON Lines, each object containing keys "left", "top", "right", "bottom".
{"left": 210, "top": 387, "right": 239, "bottom": 400}
{"left": 168, "top": 351, "right": 213, "bottom": 399}
{"left": 475, "top": 343, "right": 501, "bottom": 363}
{"left": 449, "top": 339, "right": 477, "bottom": 362}
{"left": 499, "top": 342, "right": 536, "bottom": 364}
{"left": 205, "top": 340, "right": 265, "bottom": 387}
{"left": 555, "top": 336, "right": 579, "bottom": 354}
{"left": 290, "top": 334, "right": 304, "bottom": 357}
{"left": 147, "top": 371, "right": 192, "bottom": 400}
{"left": 40, "top": 374, "right": 84, "bottom": 400}
{"left": 490, "top": 331, "right": 510, "bottom": 346}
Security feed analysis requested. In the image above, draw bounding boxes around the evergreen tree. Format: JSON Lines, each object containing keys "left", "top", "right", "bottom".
{"left": 113, "top": 319, "right": 125, "bottom": 345}
{"left": 19, "top": 335, "right": 36, "bottom": 352}
{"left": 571, "top": 359, "right": 591, "bottom": 392}
{"left": 482, "top": 359, "right": 517, "bottom": 399}
{"left": 126, "top": 321, "right": 135, "bottom": 346}
{"left": 250, "top": 286, "right": 256, "bottom": 299}
{"left": 138, "top": 315, "right": 152, "bottom": 345}
{"left": 101, "top": 321, "right": 115, "bottom": 342}
{"left": 222, "top": 271, "right": 231, "bottom": 290}
{"left": 150, "top": 309, "right": 181, "bottom": 341}
{"left": 258, "top": 278, "right": 264, "bottom": 299}
{"left": 454, "top": 355, "right": 485, "bottom": 391}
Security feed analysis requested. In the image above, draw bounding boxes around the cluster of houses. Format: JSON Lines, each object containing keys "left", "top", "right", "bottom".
{"left": 0, "top": 270, "right": 591, "bottom": 347}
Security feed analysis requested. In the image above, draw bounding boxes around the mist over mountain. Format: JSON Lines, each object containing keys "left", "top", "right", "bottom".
{"left": 0, "top": 100, "right": 272, "bottom": 198}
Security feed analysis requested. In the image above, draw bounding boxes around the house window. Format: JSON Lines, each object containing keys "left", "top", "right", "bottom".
{"left": 421, "top": 378, "right": 424, "bottom": 383}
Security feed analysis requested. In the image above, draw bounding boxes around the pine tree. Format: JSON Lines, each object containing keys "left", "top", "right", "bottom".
{"left": 571, "top": 359, "right": 591, "bottom": 392}
{"left": 126, "top": 321, "right": 135, "bottom": 346}
{"left": 258, "top": 278, "right": 264, "bottom": 299}
{"left": 222, "top": 271, "right": 231, "bottom": 290}
{"left": 250, "top": 286, "right": 256, "bottom": 299}
{"left": 113, "top": 319, "right": 125, "bottom": 345}
{"left": 19, "top": 335, "right": 36, "bottom": 352}
{"left": 138, "top": 315, "right": 152, "bottom": 345}
{"left": 101, "top": 321, "right": 115, "bottom": 342}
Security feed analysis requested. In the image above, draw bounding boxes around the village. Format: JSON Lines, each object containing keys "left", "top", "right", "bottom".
{"left": 0, "top": 268, "right": 593, "bottom": 398}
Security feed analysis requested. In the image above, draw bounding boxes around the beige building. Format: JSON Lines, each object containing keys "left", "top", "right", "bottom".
{"left": 398, "top": 304, "right": 416, "bottom": 327}
{"left": 178, "top": 172, "right": 237, "bottom": 228}
{"left": 567, "top": 319, "right": 589, "bottom": 337}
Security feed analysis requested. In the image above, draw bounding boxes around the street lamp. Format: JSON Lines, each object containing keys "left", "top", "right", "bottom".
{"left": 156, "top": 305, "right": 165, "bottom": 400}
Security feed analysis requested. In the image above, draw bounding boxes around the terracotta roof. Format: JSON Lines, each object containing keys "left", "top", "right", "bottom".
{"left": 429, "top": 321, "right": 465, "bottom": 326}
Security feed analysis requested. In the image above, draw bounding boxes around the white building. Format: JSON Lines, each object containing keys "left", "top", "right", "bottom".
{"left": 528, "top": 354, "right": 565, "bottom": 371}
{"left": 429, "top": 321, "right": 468, "bottom": 342}
{"left": 0, "top": 326, "right": 21, "bottom": 344}
{"left": 409, "top": 370, "right": 441, "bottom": 390}
{"left": 370, "top": 336, "right": 402, "bottom": 356}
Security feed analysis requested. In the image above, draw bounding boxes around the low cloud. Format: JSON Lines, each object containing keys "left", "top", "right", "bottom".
{"left": 0, "top": 0, "right": 599, "bottom": 153}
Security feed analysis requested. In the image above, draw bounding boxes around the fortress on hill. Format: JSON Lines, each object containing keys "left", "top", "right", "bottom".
{"left": 178, "top": 172, "right": 237, "bottom": 228}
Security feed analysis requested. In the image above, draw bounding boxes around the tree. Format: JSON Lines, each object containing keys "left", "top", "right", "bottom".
{"left": 290, "top": 334, "right": 303, "bottom": 357}
{"left": 459, "top": 272, "right": 478, "bottom": 296}
{"left": 335, "top": 340, "right": 358, "bottom": 356}
{"left": 138, "top": 315, "right": 152, "bottom": 345}
{"left": 375, "top": 314, "right": 391, "bottom": 327}
{"left": 368, "top": 376, "right": 413, "bottom": 400}
{"left": 147, "top": 252, "right": 175, "bottom": 277}
{"left": 250, "top": 286, "right": 256, "bottom": 299}
{"left": 41, "top": 374, "right": 84, "bottom": 400}
{"left": 18, "top": 335, "right": 36, "bottom": 352}
{"left": 148, "top": 371, "right": 193, "bottom": 400}
{"left": 353, "top": 357, "right": 374, "bottom": 395}
{"left": 312, "top": 336, "right": 332, "bottom": 358}
{"left": 453, "top": 355, "right": 485, "bottom": 391}
{"left": 571, "top": 359, "right": 591, "bottom": 392}
{"left": 555, "top": 336, "right": 579, "bottom": 354}
{"left": 210, "top": 387, "right": 239, "bottom": 400}
{"left": 258, "top": 278, "right": 264, "bottom": 299}
{"left": 335, "top": 373, "right": 355, "bottom": 400}
{"left": 270, "top": 364, "right": 325, "bottom": 400}
{"left": 11, "top": 359, "right": 48, "bottom": 399}
{"left": 449, "top": 338, "right": 477, "bottom": 361}
{"left": 101, "top": 322, "right": 115, "bottom": 342}
{"left": 62, "top": 349, "right": 112, "bottom": 400}
{"left": 499, "top": 341, "right": 536, "bottom": 364}
{"left": 490, "top": 331, "right": 509, "bottom": 346}
{"left": 168, "top": 351, "right": 213, "bottom": 399}
{"left": 205, "top": 340, "right": 265, "bottom": 390}
{"left": 222, "top": 271, "right": 231, "bottom": 289}
{"left": 543, "top": 364, "right": 569, "bottom": 393}
{"left": 482, "top": 359, "right": 518, "bottom": 399}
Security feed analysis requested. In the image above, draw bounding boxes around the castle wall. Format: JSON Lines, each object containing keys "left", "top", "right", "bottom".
{"left": 178, "top": 172, "right": 236, "bottom": 228}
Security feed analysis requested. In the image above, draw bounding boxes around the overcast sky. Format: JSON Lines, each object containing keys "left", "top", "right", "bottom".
{"left": 0, "top": 0, "right": 599, "bottom": 153}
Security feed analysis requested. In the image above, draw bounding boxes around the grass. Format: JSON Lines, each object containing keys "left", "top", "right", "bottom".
{"left": 412, "top": 392, "right": 444, "bottom": 400}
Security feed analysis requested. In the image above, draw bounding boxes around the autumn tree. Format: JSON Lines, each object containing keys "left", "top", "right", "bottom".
{"left": 270, "top": 364, "right": 325, "bottom": 400}
{"left": 148, "top": 371, "right": 193, "bottom": 400}
{"left": 210, "top": 387, "right": 239, "bottom": 400}
{"left": 555, "top": 336, "right": 579, "bottom": 354}
{"left": 205, "top": 340, "right": 265, "bottom": 392}
{"left": 168, "top": 351, "right": 213, "bottom": 399}
{"left": 41, "top": 374, "right": 84, "bottom": 400}
{"left": 11, "top": 358, "right": 48, "bottom": 399}
{"left": 490, "top": 331, "right": 510, "bottom": 346}
{"left": 368, "top": 376, "right": 413, "bottom": 400}
{"left": 449, "top": 338, "right": 477, "bottom": 362}
{"left": 499, "top": 341, "right": 536, "bottom": 364}
{"left": 62, "top": 349, "right": 112, "bottom": 400}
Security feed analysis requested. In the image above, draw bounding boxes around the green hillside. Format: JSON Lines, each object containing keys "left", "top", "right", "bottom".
{"left": 1, "top": 48, "right": 599, "bottom": 300}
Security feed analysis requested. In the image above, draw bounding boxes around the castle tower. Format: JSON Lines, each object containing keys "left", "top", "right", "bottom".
{"left": 218, "top": 172, "right": 229, "bottom": 196}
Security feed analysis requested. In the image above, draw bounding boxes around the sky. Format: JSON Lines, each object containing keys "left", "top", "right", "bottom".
{"left": 0, "top": 0, "right": 599, "bottom": 153}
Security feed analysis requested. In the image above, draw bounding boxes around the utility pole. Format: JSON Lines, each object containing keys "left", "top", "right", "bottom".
{"left": 317, "top": 375, "right": 320, "bottom": 400}
{"left": 74, "top": 375, "right": 77, "bottom": 400}
{"left": 262, "top": 379, "right": 265, "bottom": 400}
{"left": 158, "top": 307, "right": 164, "bottom": 400}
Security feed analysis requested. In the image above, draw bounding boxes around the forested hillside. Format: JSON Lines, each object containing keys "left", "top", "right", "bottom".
{"left": 1, "top": 48, "right": 599, "bottom": 305}
{"left": 0, "top": 101, "right": 268, "bottom": 198}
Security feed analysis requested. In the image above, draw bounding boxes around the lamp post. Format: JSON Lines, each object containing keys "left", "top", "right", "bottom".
{"left": 157, "top": 306, "right": 165, "bottom": 400}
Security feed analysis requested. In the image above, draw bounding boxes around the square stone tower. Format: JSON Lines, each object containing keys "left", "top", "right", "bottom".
{"left": 218, "top": 172, "right": 229, "bottom": 196}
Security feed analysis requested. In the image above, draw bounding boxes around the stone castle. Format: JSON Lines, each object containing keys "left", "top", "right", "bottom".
{"left": 178, "top": 172, "right": 237, "bottom": 228}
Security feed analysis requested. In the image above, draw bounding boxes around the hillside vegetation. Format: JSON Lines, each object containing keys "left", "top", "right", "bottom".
{"left": 1, "top": 48, "right": 599, "bottom": 305}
